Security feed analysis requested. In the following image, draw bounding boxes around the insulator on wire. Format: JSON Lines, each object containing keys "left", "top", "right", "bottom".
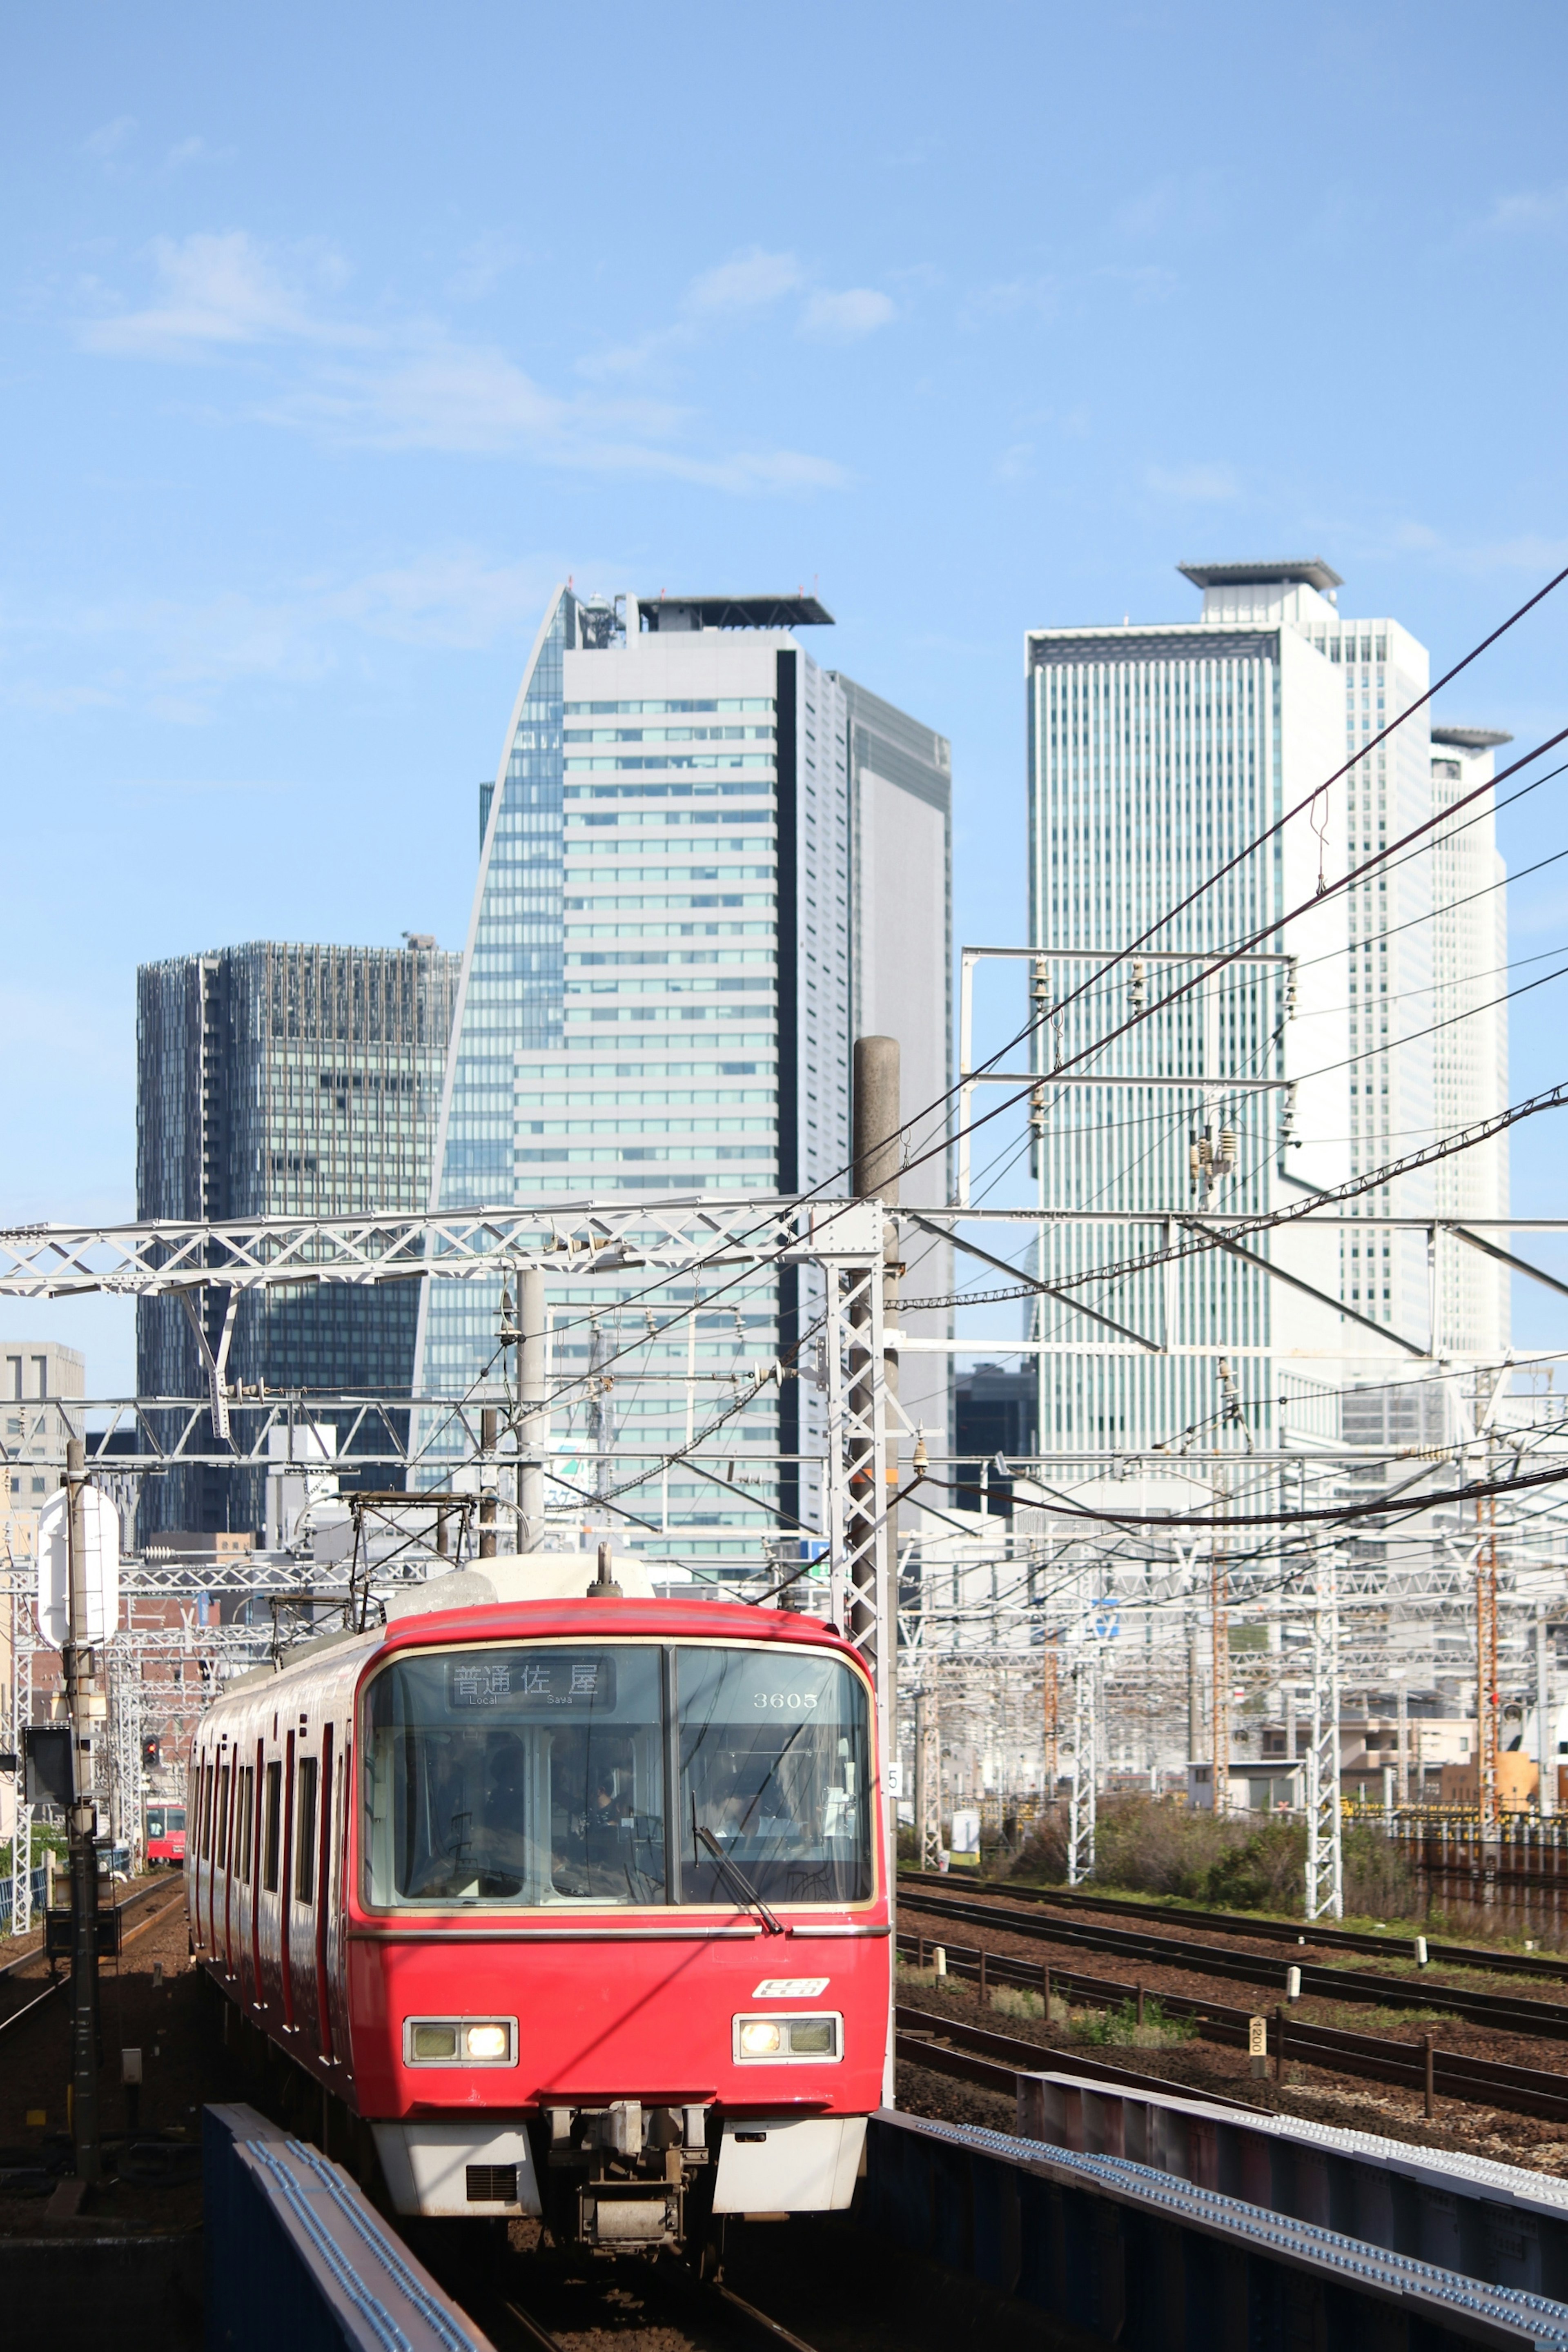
{"left": 1030, "top": 956, "right": 1050, "bottom": 1011}
{"left": 1129, "top": 959, "right": 1146, "bottom": 1013}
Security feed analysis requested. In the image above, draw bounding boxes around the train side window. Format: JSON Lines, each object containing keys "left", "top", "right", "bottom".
{"left": 216, "top": 1764, "right": 232, "bottom": 1868}
{"left": 200, "top": 1760, "right": 214, "bottom": 1859}
{"left": 238, "top": 1768, "right": 254, "bottom": 1882}
{"left": 263, "top": 1760, "right": 283, "bottom": 1892}
{"left": 294, "top": 1757, "right": 318, "bottom": 1904}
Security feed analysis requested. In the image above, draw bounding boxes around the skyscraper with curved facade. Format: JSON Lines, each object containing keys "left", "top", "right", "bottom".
{"left": 414, "top": 588, "right": 953, "bottom": 1577}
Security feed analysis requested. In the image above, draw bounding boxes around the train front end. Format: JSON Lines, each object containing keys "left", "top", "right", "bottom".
{"left": 349, "top": 1599, "right": 889, "bottom": 2249}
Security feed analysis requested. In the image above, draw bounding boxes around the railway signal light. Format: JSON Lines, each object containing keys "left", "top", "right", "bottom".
{"left": 142, "top": 1735, "right": 161, "bottom": 1771}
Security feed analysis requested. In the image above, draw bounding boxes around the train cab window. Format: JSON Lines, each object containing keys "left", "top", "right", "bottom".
{"left": 146, "top": 1808, "right": 165, "bottom": 1842}
{"left": 294, "top": 1757, "right": 318, "bottom": 1904}
{"left": 360, "top": 1641, "right": 873, "bottom": 1911}
{"left": 363, "top": 1644, "right": 666, "bottom": 1908}
{"left": 677, "top": 1647, "right": 872, "bottom": 1904}
{"left": 263, "top": 1761, "right": 283, "bottom": 1892}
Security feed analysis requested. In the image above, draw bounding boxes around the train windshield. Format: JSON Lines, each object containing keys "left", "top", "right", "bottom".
{"left": 361, "top": 1641, "right": 872, "bottom": 1909}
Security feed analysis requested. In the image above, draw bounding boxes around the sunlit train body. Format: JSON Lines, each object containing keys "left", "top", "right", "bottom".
{"left": 187, "top": 1587, "right": 889, "bottom": 2246}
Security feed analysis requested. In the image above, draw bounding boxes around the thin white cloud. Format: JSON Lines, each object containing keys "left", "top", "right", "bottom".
{"left": 964, "top": 263, "right": 1176, "bottom": 326}
{"left": 163, "top": 135, "right": 234, "bottom": 174}
{"left": 78, "top": 231, "right": 846, "bottom": 494}
{"left": 800, "top": 287, "right": 895, "bottom": 340}
{"left": 1479, "top": 185, "right": 1568, "bottom": 235}
{"left": 82, "top": 115, "right": 136, "bottom": 166}
{"left": 1146, "top": 462, "right": 1239, "bottom": 502}
{"left": 81, "top": 231, "right": 361, "bottom": 356}
{"left": 685, "top": 247, "right": 804, "bottom": 314}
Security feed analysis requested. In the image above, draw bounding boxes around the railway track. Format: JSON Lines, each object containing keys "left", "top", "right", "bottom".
{"left": 900, "top": 1867, "right": 1568, "bottom": 1981}
{"left": 0, "top": 1876, "right": 187, "bottom": 2043}
{"left": 499, "top": 2261, "right": 824, "bottom": 2352}
{"left": 899, "top": 1880, "right": 1568, "bottom": 2038}
{"left": 894, "top": 1928, "right": 1568, "bottom": 2123}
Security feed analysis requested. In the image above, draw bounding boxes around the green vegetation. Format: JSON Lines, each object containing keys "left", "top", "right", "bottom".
{"left": 0, "top": 1822, "right": 66, "bottom": 1877}
{"left": 1008, "top": 1793, "right": 1421, "bottom": 1923}
{"left": 1069, "top": 1996, "right": 1195, "bottom": 2049}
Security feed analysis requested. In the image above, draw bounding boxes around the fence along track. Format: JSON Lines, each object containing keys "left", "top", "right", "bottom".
{"left": 895, "top": 1933, "right": 1568, "bottom": 2123}
{"left": 899, "top": 1883, "right": 1568, "bottom": 2036}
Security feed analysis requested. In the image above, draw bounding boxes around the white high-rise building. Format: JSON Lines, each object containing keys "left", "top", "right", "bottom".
{"left": 416, "top": 589, "right": 952, "bottom": 1572}
{"left": 1430, "top": 725, "right": 1510, "bottom": 1360}
{"left": 1023, "top": 559, "right": 1507, "bottom": 1453}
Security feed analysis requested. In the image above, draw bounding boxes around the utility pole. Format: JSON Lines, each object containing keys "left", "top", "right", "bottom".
{"left": 1210, "top": 1487, "right": 1229, "bottom": 1818}
{"left": 1042, "top": 1637, "right": 1059, "bottom": 1802}
{"left": 478, "top": 1405, "right": 498, "bottom": 1558}
{"left": 513, "top": 1267, "right": 548, "bottom": 1552}
{"left": 1186, "top": 1615, "right": 1200, "bottom": 1771}
{"left": 64, "top": 1438, "right": 103, "bottom": 2183}
{"left": 1538, "top": 1604, "right": 1555, "bottom": 1820}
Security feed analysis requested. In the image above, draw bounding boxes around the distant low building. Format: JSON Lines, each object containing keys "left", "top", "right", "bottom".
{"left": 1, "top": 1340, "right": 83, "bottom": 1513}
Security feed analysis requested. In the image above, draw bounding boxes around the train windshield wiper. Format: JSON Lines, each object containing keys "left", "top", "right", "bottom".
{"left": 695, "top": 1824, "right": 784, "bottom": 1936}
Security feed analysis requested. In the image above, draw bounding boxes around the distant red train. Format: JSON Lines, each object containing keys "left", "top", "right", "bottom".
{"left": 144, "top": 1802, "right": 187, "bottom": 1864}
{"left": 187, "top": 1593, "right": 889, "bottom": 2247}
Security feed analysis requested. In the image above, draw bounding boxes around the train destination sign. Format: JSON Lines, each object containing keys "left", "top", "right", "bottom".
{"left": 445, "top": 1650, "right": 617, "bottom": 1712}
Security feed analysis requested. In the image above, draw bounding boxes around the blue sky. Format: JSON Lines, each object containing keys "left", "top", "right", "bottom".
{"left": 3, "top": 2, "right": 1566, "bottom": 1394}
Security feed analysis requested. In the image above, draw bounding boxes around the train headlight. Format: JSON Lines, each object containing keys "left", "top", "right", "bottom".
{"left": 403, "top": 2016, "right": 517, "bottom": 2067}
{"left": 733, "top": 2013, "right": 842, "bottom": 2062}
{"left": 463, "top": 2022, "right": 511, "bottom": 2062}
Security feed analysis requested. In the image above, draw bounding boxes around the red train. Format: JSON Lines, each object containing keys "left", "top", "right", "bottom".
{"left": 144, "top": 1801, "right": 187, "bottom": 1864}
{"left": 187, "top": 1591, "right": 890, "bottom": 2247}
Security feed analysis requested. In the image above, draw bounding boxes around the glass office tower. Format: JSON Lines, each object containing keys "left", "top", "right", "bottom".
{"left": 416, "top": 590, "right": 952, "bottom": 1576}
{"left": 1025, "top": 558, "right": 1454, "bottom": 1454}
{"left": 137, "top": 939, "right": 459, "bottom": 1537}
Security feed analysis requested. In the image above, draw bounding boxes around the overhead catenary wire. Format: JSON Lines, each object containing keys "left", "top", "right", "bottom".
{"left": 473, "top": 572, "right": 1568, "bottom": 1413}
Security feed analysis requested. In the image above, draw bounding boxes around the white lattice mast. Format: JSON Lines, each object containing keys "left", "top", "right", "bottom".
{"left": 1305, "top": 1542, "right": 1343, "bottom": 1920}
{"left": 7, "top": 1584, "right": 31, "bottom": 1936}
{"left": 914, "top": 1683, "right": 942, "bottom": 1870}
{"left": 1067, "top": 1643, "right": 1098, "bottom": 1885}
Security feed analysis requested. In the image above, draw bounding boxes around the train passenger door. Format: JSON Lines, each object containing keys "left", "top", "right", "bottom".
{"left": 217, "top": 1751, "right": 234, "bottom": 1976}
{"left": 313, "top": 1723, "right": 334, "bottom": 2062}
{"left": 324, "top": 1728, "right": 353, "bottom": 2070}
{"left": 288, "top": 1742, "right": 320, "bottom": 2049}
{"left": 279, "top": 1730, "right": 295, "bottom": 2029}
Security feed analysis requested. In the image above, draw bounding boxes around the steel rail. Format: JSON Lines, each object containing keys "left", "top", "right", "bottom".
{"left": 900, "top": 1868, "right": 1568, "bottom": 1981}
{"left": 898, "top": 1885, "right": 1568, "bottom": 2037}
{"left": 897, "top": 1939, "right": 1568, "bottom": 2122}
{"left": 0, "top": 1879, "right": 187, "bottom": 2040}
{"left": 0, "top": 1871, "right": 182, "bottom": 1982}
